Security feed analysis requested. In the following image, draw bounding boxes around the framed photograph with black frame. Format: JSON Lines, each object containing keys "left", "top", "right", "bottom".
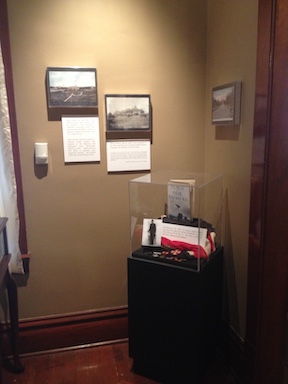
{"left": 46, "top": 67, "right": 98, "bottom": 121}
{"left": 212, "top": 81, "right": 242, "bottom": 125}
{"left": 105, "top": 94, "right": 152, "bottom": 140}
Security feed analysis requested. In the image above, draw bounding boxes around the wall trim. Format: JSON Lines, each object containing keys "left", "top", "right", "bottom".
{"left": 2, "top": 306, "right": 128, "bottom": 356}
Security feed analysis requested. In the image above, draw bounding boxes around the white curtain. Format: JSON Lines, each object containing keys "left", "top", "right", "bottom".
{"left": 0, "top": 43, "right": 24, "bottom": 274}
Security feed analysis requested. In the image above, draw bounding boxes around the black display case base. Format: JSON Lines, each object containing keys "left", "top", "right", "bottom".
{"left": 128, "top": 246, "right": 224, "bottom": 384}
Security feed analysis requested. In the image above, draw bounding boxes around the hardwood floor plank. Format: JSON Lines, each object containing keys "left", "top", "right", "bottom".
{"left": 112, "top": 343, "right": 158, "bottom": 384}
{"left": 2, "top": 341, "right": 238, "bottom": 384}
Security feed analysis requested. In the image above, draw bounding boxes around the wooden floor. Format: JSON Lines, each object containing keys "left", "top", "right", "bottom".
{"left": 2, "top": 340, "right": 238, "bottom": 384}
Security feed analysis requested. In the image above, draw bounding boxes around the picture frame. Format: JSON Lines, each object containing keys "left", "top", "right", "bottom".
{"left": 46, "top": 67, "right": 98, "bottom": 120}
{"left": 212, "top": 81, "right": 242, "bottom": 125}
{"left": 105, "top": 94, "right": 152, "bottom": 140}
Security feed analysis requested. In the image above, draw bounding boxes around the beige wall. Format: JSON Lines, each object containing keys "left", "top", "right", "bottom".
{"left": 7, "top": 0, "right": 258, "bottom": 339}
{"left": 206, "top": 0, "right": 258, "bottom": 336}
{"left": 7, "top": 0, "right": 207, "bottom": 318}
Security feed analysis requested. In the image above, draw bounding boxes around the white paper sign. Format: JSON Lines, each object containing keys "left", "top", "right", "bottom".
{"left": 106, "top": 140, "right": 151, "bottom": 172}
{"left": 162, "top": 223, "right": 207, "bottom": 248}
{"left": 62, "top": 116, "right": 100, "bottom": 163}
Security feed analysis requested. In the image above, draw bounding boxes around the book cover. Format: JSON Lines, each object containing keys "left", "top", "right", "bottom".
{"left": 167, "top": 179, "right": 195, "bottom": 220}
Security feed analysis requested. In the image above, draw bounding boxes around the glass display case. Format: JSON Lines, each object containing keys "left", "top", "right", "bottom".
{"left": 129, "top": 171, "right": 224, "bottom": 271}
{"left": 128, "top": 173, "right": 224, "bottom": 381}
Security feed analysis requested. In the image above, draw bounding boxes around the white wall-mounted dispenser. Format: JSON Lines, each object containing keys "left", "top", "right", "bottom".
{"left": 35, "top": 143, "right": 48, "bottom": 165}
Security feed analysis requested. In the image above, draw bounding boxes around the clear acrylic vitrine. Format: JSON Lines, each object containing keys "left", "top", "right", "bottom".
{"left": 129, "top": 171, "right": 224, "bottom": 271}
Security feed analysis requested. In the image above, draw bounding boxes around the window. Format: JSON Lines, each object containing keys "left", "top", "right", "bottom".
{"left": 0, "top": 0, "right": 27, "bottom": 273}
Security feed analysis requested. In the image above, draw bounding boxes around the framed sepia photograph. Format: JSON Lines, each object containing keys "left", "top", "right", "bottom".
{"left": 105, "top": 94, "right": 152, "bottom": 140}
{"left": 46, "top": 67, "right": 98, "bottom": 120}
{"left": 212, "top": 82, "right": 242, "bottom": 125}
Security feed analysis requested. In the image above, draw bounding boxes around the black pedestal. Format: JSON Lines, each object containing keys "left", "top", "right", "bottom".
{"left": 128, "top": 246, "right": 223, "bottom": 383}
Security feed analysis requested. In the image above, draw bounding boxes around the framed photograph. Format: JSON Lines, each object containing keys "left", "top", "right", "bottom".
{"left": 46, "top": 67, "right": 98, "bottom": 120}
{"left": 212, "top": 81, "right": 242, "bottom": 125}
{"left": 105, "top": 94, "right": 151, "bottom": 140}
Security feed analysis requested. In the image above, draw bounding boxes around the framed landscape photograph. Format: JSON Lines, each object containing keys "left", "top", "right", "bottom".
{"left": 212, "top": 82, "right": 242, "bottom": 125}
{"left": 46, "top": 67, "right": 98, "bottom": 120}
{"left": 105, "top": 94, "right": 151, "bottom": 140}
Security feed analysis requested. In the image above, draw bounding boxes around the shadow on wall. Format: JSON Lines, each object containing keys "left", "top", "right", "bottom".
{"left": 34, "top": 160, "right": 48, "bottom": 179}
{"left": 221, "top": 190, "right": 240, "bottom": 334}
{"left": 215, "top": 125, "right": 240, "bottom": 141}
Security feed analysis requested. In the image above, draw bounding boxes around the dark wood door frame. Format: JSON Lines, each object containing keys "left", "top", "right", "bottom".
{"left": 245, "top": 0, "right": 288, "bottom": 382}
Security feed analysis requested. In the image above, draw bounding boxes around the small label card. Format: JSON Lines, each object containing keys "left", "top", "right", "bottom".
{"left": 162, "top": 223, "right": 207, "bottom": 248}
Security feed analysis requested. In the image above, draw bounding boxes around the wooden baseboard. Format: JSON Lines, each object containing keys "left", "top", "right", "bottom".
{"left": 2, "top": 306, "right": 128, "bottom": 356}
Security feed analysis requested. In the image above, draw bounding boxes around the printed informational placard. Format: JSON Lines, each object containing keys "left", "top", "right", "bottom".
{"left": 62, "top": 116, "right": 100, "bottom": 163}
{"left": 162, "top": 222, "right": 207, "bottom": 249}
{"left": 106, "top": 140, "right": 151, "bottom": 172}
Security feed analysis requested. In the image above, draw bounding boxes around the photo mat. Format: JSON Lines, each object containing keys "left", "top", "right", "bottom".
{"left": 46, "top": 67, "right": 97, "bottom": 108}
{"left": 212, "top": 81, "right": 241, "bottom": 125}
{"left": 105, "top": 94, "right": 152, "bottom": 140}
